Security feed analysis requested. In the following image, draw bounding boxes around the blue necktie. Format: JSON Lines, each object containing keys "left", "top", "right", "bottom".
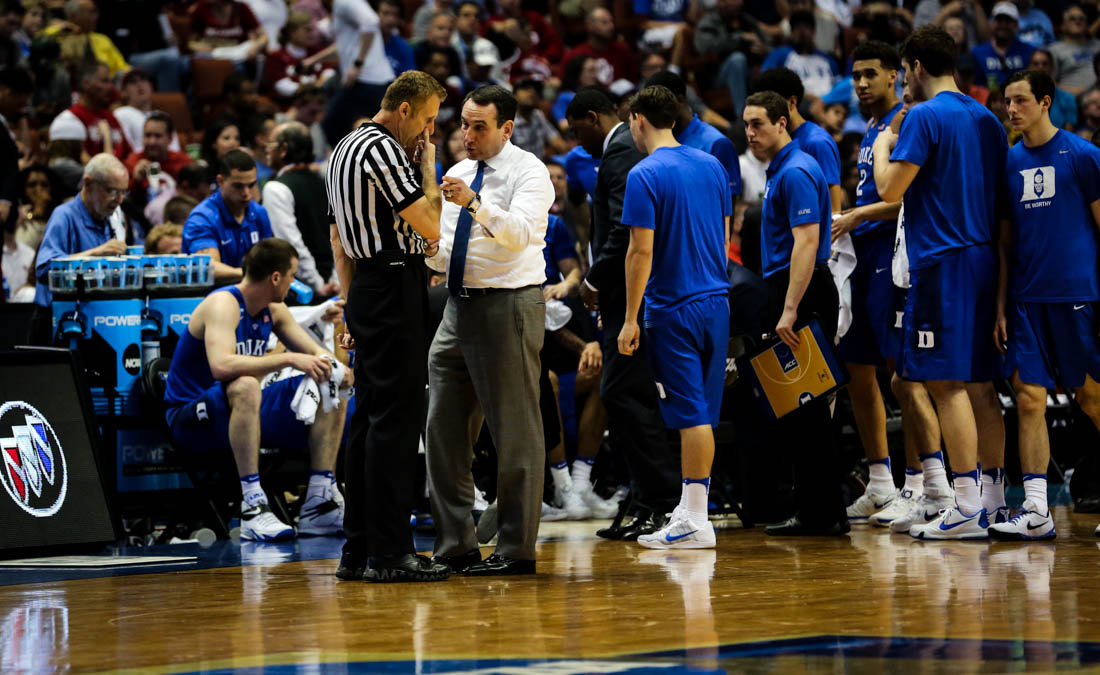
{"left": 448, "top": 160, "right": 486, "bottom": 298}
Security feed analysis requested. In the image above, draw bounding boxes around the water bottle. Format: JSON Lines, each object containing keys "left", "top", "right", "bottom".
{"left": 146, "top": 162, "right": 162, "bottom": 200}
{"left": 289, "top": 278, "right": 313, "bottom": 304}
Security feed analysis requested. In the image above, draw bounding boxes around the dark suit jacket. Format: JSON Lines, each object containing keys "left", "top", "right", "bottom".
{"left": 585, "top": 122, "right": 645, "bottom": 306}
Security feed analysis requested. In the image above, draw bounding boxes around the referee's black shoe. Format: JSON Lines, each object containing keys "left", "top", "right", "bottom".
{"left": 765, "top": 515, "right": 851, "bottom": 537}
{"left": 432, "top": 549, "right": 482, "bottom": 573}
{"left": 335, "top": 551, "right": 366, "bottom": 580}
{"left": 363, "top": 553, "right": 452, "bottom": 583}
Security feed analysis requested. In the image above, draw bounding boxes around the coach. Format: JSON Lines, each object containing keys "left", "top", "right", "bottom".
{"left": 327, "top": 71, "right": 451, "bottom": 583}
{"left": 426, "top": 85, "right": 555, "bottom": 576}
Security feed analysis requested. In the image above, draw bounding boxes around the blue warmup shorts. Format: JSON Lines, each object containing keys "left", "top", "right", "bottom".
{"left": 644, "top": 293, "right": 730, "bottom": 429}
{"left": 888, "top": 284, "right": 907, "bottom": 370}
{"left": 165, "top": 375, "right": 311, "bottom": 452}
{"left": 838, "top": 230, "right": 900, "bottom": 367}
{"left": 1004, "top": 301, "right": 1100, "bottom": 390}
{"left": 900, "top": 244, "right": 996, "bottom": 382}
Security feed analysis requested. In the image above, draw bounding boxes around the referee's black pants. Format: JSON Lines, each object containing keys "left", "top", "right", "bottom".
{"left": 765, "top": 265, "right": 848, "bottom": 527}
{"left": 599, "top": 290, "right": 681, "bottom": 512}
{"left": 343, "top": 252, "right": 428, "bottom": 558}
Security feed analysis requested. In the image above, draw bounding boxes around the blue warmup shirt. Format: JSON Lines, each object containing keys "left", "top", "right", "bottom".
{"left": 622, "top": 145, "right": 730, "bottom": 314}
{"left": 760, "top": 142, "right": 832, "bottom": 278}
{"left": 182, "top": 189, "right": 274, "bottom": 268}
{"left": 971, "top": 39, "right": 1034, "bottom": 90}
{"left": 163, "top": 285, "right": 273, "bottom": 411}
{"left": 854, "top": 103, "right": 904, "bottom": 236}
{"left": 791, "top": 120, "right": 841, "bottom": 186}
{"left": 677, "top": 114, "right": 742, "bottom": 196}
{"left": 564, "top": 145, "right": 599, "bottom": 198}
{"left": 891, "top": 91, "right": 1007, "bottom": 270}
{"left": 543, "top": 214, "right": 578, "bottom": 284}
{"left": 34, "top": 195, "right": 116, "bottom": 307}
{"left": 1005, "top": 129, "right": 1100, "bottom": 302}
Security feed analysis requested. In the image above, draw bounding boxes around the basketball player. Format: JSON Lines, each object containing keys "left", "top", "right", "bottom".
{"left": 873, "top": 26, "right": 1008, "bottom": 539}
{"left": 991, "top": 69, "right": 1100, "bottom": 540}
{"left": 618, "top": 85, "right": 731, "bottom": 549}
{"left": 163, "top": 238, "right": 351, "bottom": 541}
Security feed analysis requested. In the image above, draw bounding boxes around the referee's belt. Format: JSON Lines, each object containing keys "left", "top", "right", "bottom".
{"left": 454, "top": 284, "right": 538, "bottom": 297}
{"left": 354, "top": 251, "right": 423, "bottom": 273}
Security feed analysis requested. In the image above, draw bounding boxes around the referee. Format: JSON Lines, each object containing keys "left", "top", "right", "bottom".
{"left": 326, "top": 71, "right": 451, "bottom": 583}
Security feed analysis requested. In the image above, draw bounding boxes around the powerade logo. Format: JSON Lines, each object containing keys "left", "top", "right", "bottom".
{"left": 0, "top": 401, "right": 67, "bottom": 517}
{"left": 774, "top": 343, "right": 799, "bottom": 374}
{"left": 169, "top": 314, "right": 191, "bottom": 325}
{"left": 94, "top": 315, "right": 141, "bottom": 327}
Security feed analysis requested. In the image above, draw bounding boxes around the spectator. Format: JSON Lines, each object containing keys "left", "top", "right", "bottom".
{"left": 559, "top": 8, "right": 635, "bottom": 88}
{"left": 0, "top": 1, "right": 24, "bottom": 68}
{"left": 1029, "top": 48, "right": 1078, "bottom": 130}
{"left": 440, "top": 125, "right": 466, "bottom": 171}
{"left": 262, "top": 121, "right": 336, "bottom": 296}
{"left": 970, "top": 1, "right": 1033, "bottom": 90}
{"left": 27, "top": 36, "right": 70, "bottom": 121}
{"left": 378, "top": 0, "right": 415, "bottom": 77}
{"left": 914, "top": 0, "right": 989, "bottom": 49}
{"left": 182, "top": 149, "right": 272, "bottom": 282}
{"left": 511, "top": 78, "right": 568, "bottom": 159}
{"left": 96, "top": 0, "right": 189, "bottom": 93}
{"left": 462, "top": 38, "right": 504, "bottom": 91}
{"left": 221, "top": 72, "right": 263, "bottom": 123}
{"left": 1013, "top": 0, "right": 1054, "bottom": 49}
{"left": 955, "top": 52, "right": 990, "bottom": 104}
{"left": 48, "top": 62, "right": 133, "bottom": 160}
{"left": 782, "top": 0, "right": 837, "bottom": 57}
{"left": 242, "top": 0, "right": 289, "bottom": 50}
{"left": 3, "top": 215, "right": 33, "bottom": 301}
{"left": 943, "top": 15, "right": 969, "bottom": 53}
{"left": 265, "top": 11, "right": 337, "bottom": 99}
{"left": 451, "top": 0, "right": 502, "bottom": 83}
{"left": 188, "top": 0, "right": 269, "bottom": 63}
{"left": 632, "top": 0, "right": 696, "bottom": 52}
{"left": 486, "top": 0, "right": 563, "bottom": 82}
{"left": 694, "top": 0, "right": 770, "bottom": 116}
{"left": 0, "top": 65, "right": 29, "bottom": 237}
{"left": 124, "top": 112, "right": 193, "bottom": 196}
{"left": 15, "top": 165, "right": 63, "bottom": 250}
{"left": 146, "top": 162, "right": 214, "bottom": 225}
{"left": 412, "top": 0, "right": 452, "bottom": 42}
{"left": 15, "top": 1, "right": 42, "bottom": 57}
{"left": 143, "top": 222, "right": 184, "bottom": 253}
{"left": 202, "top": 117, "right": 242, "bottom": 167}
{"left": 114, "top": 70, "right": 182, "bottom": 154}
{"left": 546, "top": 158, "right": 588, "bottom": 254}
{"left": 242, "top": 113, "right": 277, "bottom": 183}
{"left": 32, "top": 153, "right": 129, "bottom": 337}
{"left": 276, "top": 85, "right": 330, "bottom": 159}
{"left": 552, "top": 55, "right": 600, "bottom": 124}
{"left": 1078, "top": 88, "right": 1100, "bottom": 139}
{"left": 1049, "top": 4, "right": 1099, "bottom": 95}
{"left": 163, "top": 196, "right": 198, "bottom": 228}
{"left": 41, "top": 0, "right": 129, "bottom": 76}
{"left": 320, "top": 0, "right": 395, "bottom": 147}
{"left": 414, "top": 10, "right": 463, "bottom": 87}
{"left": 761, "top": 10, "right": 839, "bottom": 97}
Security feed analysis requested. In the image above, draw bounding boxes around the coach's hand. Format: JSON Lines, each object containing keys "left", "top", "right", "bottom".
{"left": 993, "top": 309, "right": 1008, "bottom": 355}
{"left": 618, "top": 319, "right": 640, "bottom": 356}
{"left": 289, "top": 353, "right": 333, "bottom": 382}
{"left": 776, "top": 307, "right": 800, "bottom": 350}
{"left": 441, "top": 176, "right": 475, "bottom": 206}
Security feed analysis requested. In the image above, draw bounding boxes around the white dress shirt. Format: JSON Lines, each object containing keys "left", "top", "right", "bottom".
{"left": 427, "top": 141, "right": 554, "bottom": 289}
{"left": 262, "top": 169, "right": 327, "bottom": 292}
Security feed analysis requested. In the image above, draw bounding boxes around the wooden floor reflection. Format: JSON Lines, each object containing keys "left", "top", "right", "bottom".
{"left": 4, "top": 507, "right": 1100, "bottom": 673}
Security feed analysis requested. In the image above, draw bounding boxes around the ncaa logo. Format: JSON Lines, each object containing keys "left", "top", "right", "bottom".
{"left": 0, "top": 402, "right": 67, "bottom": 517}
{"left": 1019, "top": 166, "right": 1056, "bottom": 201}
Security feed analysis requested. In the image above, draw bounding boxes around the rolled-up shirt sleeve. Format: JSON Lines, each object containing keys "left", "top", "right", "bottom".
{"left": 473, "top": 158, "right": 555, "bottom": 252}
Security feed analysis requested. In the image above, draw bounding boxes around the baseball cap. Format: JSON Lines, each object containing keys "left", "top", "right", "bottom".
{"left": 471, "top": 40, "right": 499, "bottom": 67}
{"left": 991, "top": 2, "right": 1019, "bottom": 21}
{"left": 48, "top": 111, "right": 87, "bottom": 142}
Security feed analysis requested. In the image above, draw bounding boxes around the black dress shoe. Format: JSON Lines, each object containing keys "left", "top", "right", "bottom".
{"left": 432, "top": 548, "right": 482, "bottom": 573}
{"left": 363, "top": 553, "right": 452, "bottom": 582}
{"left": 765, "top": 515, "right": 851, "bottom": 536}
{"left": 335, "top": 551, "right": 366, "bottom": 580}
{"left": 461, "top": 552, "right": 535, "bottom": 576}
{"left": 619, "top": 512, "right": 667, "bottom": 542}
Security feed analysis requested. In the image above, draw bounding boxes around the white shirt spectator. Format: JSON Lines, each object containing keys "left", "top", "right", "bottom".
{"left": 428, "top": 141, "right": 555, "bottom": 289}
{"left": 242, "top": 0, "right": 289, "bottom": 51}
{"left": 332, "top": 0, "right": 395, "bottom": 85}
{"left": 262, "top": 169, "right": 328, "bottom": 293}
{"left": 113, "top": 106, "right": 182, "bottom": 153}
{"left": 3, "top": 237, "right": 35, "bottom": 302}
{"left": 738, "top": 150, "right": 768, "bottom": 203}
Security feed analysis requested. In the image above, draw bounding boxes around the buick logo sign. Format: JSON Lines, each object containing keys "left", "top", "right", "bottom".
{"left": 0, "top": 402, "right": 67, "bottom": 517}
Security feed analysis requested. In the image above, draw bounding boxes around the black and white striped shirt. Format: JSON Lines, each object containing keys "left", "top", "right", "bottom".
{"left": 326, "top": 122, "right": 425, "bottom": 258}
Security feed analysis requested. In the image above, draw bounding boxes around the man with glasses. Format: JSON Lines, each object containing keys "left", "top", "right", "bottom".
{"left": 1048, "top": 4, "right": 1099, "bottom": 95}
{"left": 31, "top": 153, "right": 130, "bottom": 343}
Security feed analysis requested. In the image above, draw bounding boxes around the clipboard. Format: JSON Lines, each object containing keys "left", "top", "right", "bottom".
{"left": 735, "top": 318, "right": 849, "bottom": 421}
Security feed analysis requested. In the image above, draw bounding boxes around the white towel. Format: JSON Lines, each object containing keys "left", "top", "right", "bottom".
{"left": 544, "top": 298, "right": 573, "bottom": 331}
{"left": 290, "top": 376, "right": 321, "bottom": 424}
{"left": 270, "top": 356, "right": 351, "bottom": 425}
{"left": 828, "top": 230, "right": 857, "bottom": 341}
{"left": 265, "top": 299, "right": 339, "bottom": 353}
{"left": 892, "top": 204, "right": 910, "bottom": 289}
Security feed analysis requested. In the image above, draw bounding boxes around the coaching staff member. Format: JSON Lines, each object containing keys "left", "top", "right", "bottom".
{"left": 326, "top": 71, "right": 451, "bottom": 583}
{"left": 743, "top": 90, "right": 849, "bottom": 536}
{"left": 426, "top": 85, "right": 555, "bottom": 576}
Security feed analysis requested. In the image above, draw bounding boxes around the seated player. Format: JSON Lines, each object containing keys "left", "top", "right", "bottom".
{"left": 162, "top": 238, "right": 351, "bottom": 541}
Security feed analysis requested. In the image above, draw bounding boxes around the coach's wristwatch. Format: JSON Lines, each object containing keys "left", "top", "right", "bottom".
{"left": 465, "top": 193, "right": 482, "bottom": 216}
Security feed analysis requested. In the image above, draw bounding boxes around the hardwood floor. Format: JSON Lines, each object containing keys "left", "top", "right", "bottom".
{"left": 3, "top": 509, "right": 1100, "bottom": 673}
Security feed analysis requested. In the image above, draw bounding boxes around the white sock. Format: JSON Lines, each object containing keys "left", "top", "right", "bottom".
{"left": 240, "top": 474, "right": 265, "bottom": 509}
{"left": 903, "top": 468, "right": 923, "bottom": 494}
{"left": 868, "top": 457, "right": 894, "bottom": 494}
{"left": 307, "top": 471, "right": 332, "bottom": 502}
{"left": 981, "top": 467, "right": 1006, "bottom": 512}
{"left": 953, "top": 470, "right": 981, "bottom": 514}
{"left": 682, "top": 478, "right": 709, "bottom": 524}
{"left": 1023, "top": 473, "right": 1048, "bottom": 513}
{"left": 550, "top": 461, "right": 572, "bottom": 493}
{"left": 920, "top": 451, "right": 951, "bottom": 493}
{"left": 572, "top": 457, "right": 594, "bottom": 487}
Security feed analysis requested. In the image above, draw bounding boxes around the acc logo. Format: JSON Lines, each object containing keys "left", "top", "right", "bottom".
{"left": 0, "top": 401, "right": 67, "bottom": 517}
{"left": 774, "top": 342, "right": 799, "bottom": 374}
